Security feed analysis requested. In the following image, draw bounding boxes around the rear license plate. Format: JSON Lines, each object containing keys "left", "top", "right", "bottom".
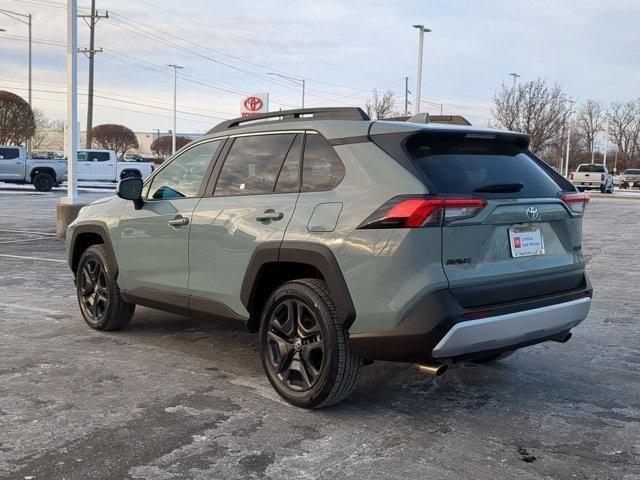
{"left": 508, "top": 228, "right": 544, "bottom": 257}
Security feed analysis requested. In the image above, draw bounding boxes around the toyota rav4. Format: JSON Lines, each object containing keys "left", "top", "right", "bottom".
{"left": 67, "top": 107, "right": 592, "bottom": 408}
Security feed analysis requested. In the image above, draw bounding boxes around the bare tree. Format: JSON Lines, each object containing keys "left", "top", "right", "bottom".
{"left": 576, "top": 100, "right": 605, "bottom": 161}
{"left": 608, "top": 101, "right": 640, "bottom": 166}
{"left": 48, "top": 119, "right": 65, "bottom": 151}
{"left": 150, "top": 135, "right": 190, "bottom": 159}
{"left": 366, "top": 90, "right": 400, "bottom": 119}
{"left": 491, "top": 78, "right": 568, "bottom": 154}
{"left": 91, "top": 124, "right": 139, "bottom": 158}
{"left": 0, "top": 90, "right": 35, "bottom": 145}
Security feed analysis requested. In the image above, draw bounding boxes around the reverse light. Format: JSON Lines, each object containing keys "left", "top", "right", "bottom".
{"left": 358, "top": 196, "right": 487, "bottom": 229}
{"left": 561, "top": 192, "right": 590, "bottom": 215}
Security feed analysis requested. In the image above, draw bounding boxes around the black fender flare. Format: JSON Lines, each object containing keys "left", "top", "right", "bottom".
{"left": 68, "top": 222, "right": 118, "bottom": 279}
{"left": 30, "top": 166, "right": 57, "bottom": 182}
{"left": 240, "top": 241, "right": 356, "bottom": 328}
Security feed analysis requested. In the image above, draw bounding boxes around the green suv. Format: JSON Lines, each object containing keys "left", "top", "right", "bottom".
{"left": 67, "top": 108, "right": 592, "bottom": 408}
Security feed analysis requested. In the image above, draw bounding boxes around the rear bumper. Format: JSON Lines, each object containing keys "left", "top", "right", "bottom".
{"left": 349, "top": 274, "right": 592, "bottom": 363}
{"left": 431, "top": 297, "right": 590, "bottom": 358}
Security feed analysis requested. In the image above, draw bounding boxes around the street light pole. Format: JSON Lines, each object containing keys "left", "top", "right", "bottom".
{"left": 65, "top": 0, "right": 78, "bottom": 204}
{"left": 167, "top": 64, "right": 183, "bottom": 155}
{"left": 565, "top": 100, "right": 575, "bottom": 177}
{"left": 413, "top": 25, "right": 431, "bottom": 114}
{"left": 509, "top": 72, "right": 521, "bottom": 91}
{"left": 267, "top": 72, "right": 305, "bottom": 108}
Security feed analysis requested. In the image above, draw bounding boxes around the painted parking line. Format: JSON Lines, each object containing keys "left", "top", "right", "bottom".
{"left": 0, "top": 229, "right": 58, "bottom": 236}
{"left": 0, "top": 237, "right": 60, "bottom": 245}
{"left": 0, "top": 253, "right": 66, "bottom": 263}
{"left": 0, "top": 301, "right": 63, "bottom": 316}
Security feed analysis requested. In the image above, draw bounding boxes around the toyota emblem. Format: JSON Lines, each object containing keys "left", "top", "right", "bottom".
{"left": 526, "top": 206, "right": 539, "bottom": 221}
{"left": 244, "top": 96, "right": 263, "bottom": 112}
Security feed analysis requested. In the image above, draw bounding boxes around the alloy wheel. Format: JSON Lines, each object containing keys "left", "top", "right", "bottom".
{"left": 78, "top": 258, "right": 109, "bottom": 322}
{"left": 265, "top": 298, "right": 325, "bottom": 392}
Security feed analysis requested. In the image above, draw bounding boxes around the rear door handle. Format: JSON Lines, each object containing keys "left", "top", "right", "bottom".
{"left": 168, "top": 215, "right": 190, "bottom": 228}
{"left": 255, "top": 210, "right": 284, "bottom": 222}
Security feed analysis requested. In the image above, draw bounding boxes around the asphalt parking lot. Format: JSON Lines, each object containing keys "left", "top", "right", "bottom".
{"left": 0, "top": 190, "right": 639, "bottom": 480}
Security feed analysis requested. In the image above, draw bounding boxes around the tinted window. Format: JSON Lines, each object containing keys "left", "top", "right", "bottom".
{"left": 275, "top": 134, "right": 302, "bottom": 193}
{"left": 624, "top": 169, "right": 640, "bottom": 175}
{"left": 0, "top": 148, "right": 20, "bottom": 160}
{"left": 577, "top": 164, "right": 605, "bottom": 173}
{"left": 302, "top": 134, "right": 345, "bottom": 191}
{"left": 147, "top": 140, "right": 220, "bottom": 200}
{"left": 405, "top": 133, "right": 562, "bottom": 198}
{"left": 215, "top": 134, "right": 296, "bottom": 196}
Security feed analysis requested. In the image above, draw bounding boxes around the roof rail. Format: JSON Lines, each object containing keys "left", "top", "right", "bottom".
{"left": 207, "top": 107, "right": 370, "bottom": 134}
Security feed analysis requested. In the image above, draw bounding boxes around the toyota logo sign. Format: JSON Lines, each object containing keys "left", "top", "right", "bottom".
{"left": 526, "top": 205, "right": 539, "bottom": 221}
{"left": 241, "top": 93, "right": 269, "bottom": 117}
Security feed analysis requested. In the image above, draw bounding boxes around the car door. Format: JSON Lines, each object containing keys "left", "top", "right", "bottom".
{"left": 0, "top": 147, "right": 24, "bottom": 180}
{"left": 76, "top": 151, "right": 93, "bottom": 181}
{"left": 188, "top": 132, "right": 302, "bottom": 318}
{"left": 88, "top": 151, "right": 115, "bottom": 181}
{"left": 115, "top": 139, "right": 223, "bottom": 307}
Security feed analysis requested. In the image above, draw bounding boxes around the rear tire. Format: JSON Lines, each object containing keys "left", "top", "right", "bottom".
{"left": 259, "top": 279, "right": 360, "bottom": 408}
{"left": 32, "top": 172, "right": 54, "bottom": 192}
{"left": 76, "top": 244, "right": 135, "bottom": 331}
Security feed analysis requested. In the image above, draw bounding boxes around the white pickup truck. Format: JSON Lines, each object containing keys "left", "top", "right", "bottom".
{"left": 0, "top": 145, "right": 67, "bottom": 191}
{"left": 76, "top": 149, "right": 155, "bottom": 182}
{"left": 570, "top": 163, "right": 614, "bottom": 193}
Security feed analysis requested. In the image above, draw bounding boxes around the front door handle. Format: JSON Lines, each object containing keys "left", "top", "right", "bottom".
{"left": 255, "top": 209, "right": 284, "bottom": 222}
{"left": 168, "top": 215, "right": 190, "bottom": 228}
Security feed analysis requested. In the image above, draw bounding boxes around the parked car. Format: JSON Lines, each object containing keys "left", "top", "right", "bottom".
{"left": 67, "top": 107, "right": 592, "bottom": 408}
{"left": 76, "top": 149, "right": 155, "bottom": 182}
{"left": 619, "top": 169, "right": 640, "bottom": 189}
{"left": 570, "top": 163, "right": 614, "bottom": 193}
{"left": 0, "top": 145, "right": 67, "bottom": 191}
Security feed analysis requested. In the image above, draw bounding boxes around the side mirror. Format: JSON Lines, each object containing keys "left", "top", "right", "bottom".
{"left": 117, "top": 177, "right": 144, "bottom": 209}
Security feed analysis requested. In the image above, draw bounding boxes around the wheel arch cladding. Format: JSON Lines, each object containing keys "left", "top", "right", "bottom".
{"left": 69, "top": 223, "right": 118, "bottom": 279}
{"left": 241, "top": 241, "right": 356, "bottom": 331}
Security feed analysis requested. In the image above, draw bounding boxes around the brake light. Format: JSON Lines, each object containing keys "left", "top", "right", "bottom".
{"left": 601, "top": 173, "right": 605, "bottom": 181}
{"left": 561, "top": 193, "right": 590, "bottom": 215}
{"left": 358, "top": 196, "right": 487, "bottom": 229}
{"left": 570, "top": 172, "right": 574, "bottom": 180}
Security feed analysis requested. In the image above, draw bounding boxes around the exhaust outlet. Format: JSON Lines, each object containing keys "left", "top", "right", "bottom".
{"left": 552, "top": 332, "right": 572, "bottom": 343}
{"left": 416, "top": 363, "right": 448, "bottom": 377}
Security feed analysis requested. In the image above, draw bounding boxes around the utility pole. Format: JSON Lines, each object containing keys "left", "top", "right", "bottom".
{"left": 404, "top": 76, "right": 412, "bottom": 116}
{"left": 168, "top": 64, "right": 183, "bottom": 155}
{"left": 509, "top": 72, "right": 521, "bottom": 91}
{"left": 267, "top": 72, "right": 305, "bottom": 108}
{"left": 79, "top": 0, "right": 108, "bottom": 149}
{"left": 564, "top": 100, "right": 575, "bottom": 177}
{"left": 413, "top": 25, "right": 431, "bottom": 114}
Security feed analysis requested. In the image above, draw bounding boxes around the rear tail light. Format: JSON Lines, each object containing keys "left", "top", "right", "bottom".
{"left": 561, "top": 192, "right": 590, "bottom": 215}
{"left": 570, "top": 172, "right": 574, "bottom": 180}
{"left": 358, "top": 196, "right": 487, "bottom": 229}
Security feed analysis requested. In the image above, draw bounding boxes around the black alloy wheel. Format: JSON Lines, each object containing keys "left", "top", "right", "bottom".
{"left": 265, "top": 298, "right": 325, "bottom": 392}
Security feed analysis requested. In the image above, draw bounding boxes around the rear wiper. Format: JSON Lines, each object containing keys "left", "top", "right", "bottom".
{"left": 473, "top": 182, "right": 524, "bottom": 193}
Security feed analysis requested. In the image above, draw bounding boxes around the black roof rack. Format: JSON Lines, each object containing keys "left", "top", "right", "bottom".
{"left": 207, "top": 107, "right": 370, "bottom": 134}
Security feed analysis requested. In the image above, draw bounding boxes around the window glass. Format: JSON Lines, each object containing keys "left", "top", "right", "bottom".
{"left": 77, "top": 151, "right": 89, "bottom": 162}
{"left": 405, "top": 133, "right": 562, "bottom": 198}
{"left": 90, "top": 152, "right": 110, "bottom": 162}
{"left": 275, "top": 134, "right": 302, "bottom": 193}
{"left": 215, "top": 134, "right": 296, "bottom": 196}
{"left": 576, "top": 164, "right": 605, "bottom": 173}
{"left": 0, "top": 148, "right": 20, "bottom": 160}
{"left": 302, "top": 134, "right": 345, "bottom": 192}
{"left": 146, "top": 140, "right": 220, "bottom": 200}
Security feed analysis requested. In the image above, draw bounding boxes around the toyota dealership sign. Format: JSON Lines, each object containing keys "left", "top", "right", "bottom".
{"left": 241, "top": 93, "right": 269, "bottom": 117}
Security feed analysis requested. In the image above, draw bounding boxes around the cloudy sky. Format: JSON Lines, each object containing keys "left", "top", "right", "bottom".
{"left": 1, "top": 0, "right": 638, "bottom": 134}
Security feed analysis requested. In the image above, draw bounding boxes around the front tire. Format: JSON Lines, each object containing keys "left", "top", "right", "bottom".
{"left": 32, "top": 172, "right": 54, "bottom": 192}
{"left": 76, "top": 245, "right": 135, "bottom": 331}
{"left": 259, "top": 279, "right": 360, "bottom": 409}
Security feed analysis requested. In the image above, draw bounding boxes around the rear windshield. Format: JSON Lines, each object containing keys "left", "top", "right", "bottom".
{"left": 624, "top": 169, "right": 640, "bottom": 175}
{"left": 404, "top": 133, "right": 563, "bottom": 198}
{"left": 577, "top": 164, "right": 605, "bottom": 173}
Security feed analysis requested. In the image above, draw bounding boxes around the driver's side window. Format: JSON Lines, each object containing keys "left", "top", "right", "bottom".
{"left": 146, "top": 140, "right": 221, "bottom": 200}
